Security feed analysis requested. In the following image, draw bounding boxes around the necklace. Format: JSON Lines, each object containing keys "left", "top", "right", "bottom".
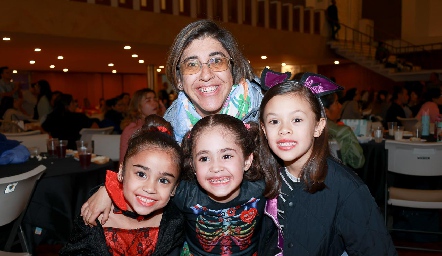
{"left": 284, "top": 167, "right": 300, "bottom": 183}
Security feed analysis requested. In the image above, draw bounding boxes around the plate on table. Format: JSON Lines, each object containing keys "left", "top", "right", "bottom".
{"left": 403, "top": 131, "right": 413, "bottom": 137}
{"left": 66, "top": 149, "right": 76, "bottom": 156}
{"left": 397, "top": 138, "right": 426, "bottom": 143}
{"left": 357, "top": 136, "right": 373, "bottom": 143}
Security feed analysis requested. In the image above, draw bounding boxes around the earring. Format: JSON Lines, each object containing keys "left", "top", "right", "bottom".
{"left": 177, "top": 84, "right": 183, "bottom": 90}
{"left": 117, "top": 174, "right": 123, "bottom": 182}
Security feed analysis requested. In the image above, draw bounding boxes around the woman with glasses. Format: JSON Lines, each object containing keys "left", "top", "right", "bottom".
{"left": 165, "top": 19, "right": 263, "bottom": 142}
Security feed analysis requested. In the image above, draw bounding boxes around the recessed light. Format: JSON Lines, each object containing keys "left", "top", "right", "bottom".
{"left": 159, "top": 66, "right": 164, "bottom": 68}
{"left": 50, "top": 65, "right": 55, "bottom": 68}
{"left": 35, "top": 48, "right": 41, "bottom": 52}
{"left": 3, "top": 37, "right": 10, "bottom": 41}
{"left": 112, "top": 70, "right": 117, "bottom": 73}
{"left": 63, "top": 68, "right": 68, "bottom": 72}
{"left": 108, "top": 63, "right": 114, "bottom": 67}
{"left": 157, "top": 69, "right": 161, "bottom": 72}
{"left": 124, "top": 46, "right": 131, "bottom": 50}
{"left": 30, "top": 60, "right": 35, "bottom": 64}
{"left": 334, "top": 60, "right": 340, "bottom": 65}
{"left": 139, "top": 60, "right": 144, "bottom": 63}
{"left": 12, "top": 70, "right": 17, "bottom": 73}
{"left": 281, "top": 63, "right": 286, "bottom": 66}
{"left": 132, "top": 54, "right": 138, "bottom": 58}
{"left": 261, "top": 56, "right": 267, "bottom": 60}
{"left": 58, "top": 56, "right": 64, "bottom": 60}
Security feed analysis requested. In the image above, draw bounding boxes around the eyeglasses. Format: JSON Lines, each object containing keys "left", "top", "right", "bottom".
{"left": 178, "top": 57, "right": 232, "bottom": 75}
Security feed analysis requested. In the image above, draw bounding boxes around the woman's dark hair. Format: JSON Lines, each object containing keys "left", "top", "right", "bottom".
{"left": 123, "top": 115, "right": 182, "bottom": 181}
{"left": 166, "top": 19, "right": 255, "bottom": 91}
{"left": 339, "top": 87, "right": 357, "bottom": 104}
{"left": 181, "top": 114, "right": 268, "bottom": 194}
{"left": 423, "top": 87, "right": 441, "bottom": 102}
{"left": 36, "top": 80, "right": 52, "bottom": 103}
{"left": 0, "top": 96, "right": 14, "bottom": 118}
{"left": 320, "top": 93, "right": 337, "bottom": 109}
{"left": 376, "top": 90, "right": 388, "bottom": 103}
{"left": 52, "top": 93, "right": 73, "bottom": 114}
{"left": 259, "top": 81, "right": 328, "bottom": 196}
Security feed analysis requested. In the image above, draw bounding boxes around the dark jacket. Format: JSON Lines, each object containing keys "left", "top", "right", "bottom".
{"left": 259, "top": 158, "right": 397, "bottom": 256}
{"left": 59, "top": 201, "right": 185, "bottom": 256}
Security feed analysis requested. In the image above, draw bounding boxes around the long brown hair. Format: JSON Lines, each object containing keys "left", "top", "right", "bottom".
{"left": 259, "top": 81, "right": 329, "bottom": 196}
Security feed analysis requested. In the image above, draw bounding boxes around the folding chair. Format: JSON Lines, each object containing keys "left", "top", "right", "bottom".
{"left": 4, "top": 134, "right": 49, "bottom": 154}
{"left": 385, "top": 140, "right": 442, "bottom": 252}
{"left": 91, "top": 134, "right": 121, "bottom": 162}
{"left": 79, "top": 127, "right": 113, "bottom": 145}
{"left": 0, "top": 165, "right": 46, "bottom": 255}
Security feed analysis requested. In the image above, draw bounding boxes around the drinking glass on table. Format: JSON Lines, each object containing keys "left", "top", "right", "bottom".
{"left": 394, "top": 126, "right": 404, "bottom": 140}
{"left": 374, "top": 127, "right": 383, "bottom": 143}
{"left": 78, "top": 146, "right": 93, "bottom": 169}
{"left": 57, "top": 140, "right": 68, "bottom": 158}
{"left": 388, "top": 122, "right": 397, "bottom": 137}
{"left": 47, "top": 138, "right": 59, "bottom": 157}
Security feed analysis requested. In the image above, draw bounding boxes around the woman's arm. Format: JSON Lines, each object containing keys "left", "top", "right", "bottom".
{"left": 81, "top": 186, "right": 112, "bottom": 226}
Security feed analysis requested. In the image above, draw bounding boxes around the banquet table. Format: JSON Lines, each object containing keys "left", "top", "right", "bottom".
{"left": 0, "top": 155, "right": 114, "bottom": 252}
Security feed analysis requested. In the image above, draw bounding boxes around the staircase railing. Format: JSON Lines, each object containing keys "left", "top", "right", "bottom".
{"left": 337, "top": 22, "right": 442, "bottom": 69}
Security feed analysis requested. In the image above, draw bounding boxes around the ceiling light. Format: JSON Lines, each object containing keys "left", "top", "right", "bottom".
{"left": 12, "top": 70, "right": 17, "bottom": 73}
{"left": 261, "top": 56, "right": 267, "bottom": 60}
{"left": 50, "top": 65, "right": 55, "bottom": 68}
{"left": 30, "top": 60, "right": 35, "bottom": 64}
{"left": 58, "top": 56, "right": 64, "bottom": 60}
{"left": 63, "top": 68, "right": 68, "bottom": 72}
{"left": 266, "top": 66, "right": 270, "bottom": 69}
{"left": 124, "top": 46, "right": 131, "bottom": 50}
{"left": 3, "top": 37, "right": 10, "bottom": 41}
{"left": 132, "top": 54, "right": 138, "bottom": 58}
{"left": 35, "top": 48, "right": 41, "bottom": 52}
{"left": 108, "top": 63, "right": 114, "bottom": 67}
{"left": 334, "top": 60, "right": 340, "bottom": 65}
{"left": 139, "top": 60, "right": 144, "bottom": 63}
{"left": 112, "top": 70, "right": 117, "bottom": 73}
{"left": 159, "top": 66, "right": 164, "bottom": 68}
{"left": 281, "top": 63, "right": 286, "bottom": 66}
{"left": 156, "top": 69, "right": 161, "bottom": 72}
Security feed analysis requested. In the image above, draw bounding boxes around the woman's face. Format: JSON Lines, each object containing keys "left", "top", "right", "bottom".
{"left": 139, "top": 92, "right": 159, "bottom": 118}
{"left": 179, "top": 37, "right": 233, "bottom": 117}
{"left": 325, "top": 94, "right": 342, "bottom": 123}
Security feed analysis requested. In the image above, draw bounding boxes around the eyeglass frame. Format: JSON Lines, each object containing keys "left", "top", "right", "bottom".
{"left": 177, "top": 56, "right": 233, "bottom": 75}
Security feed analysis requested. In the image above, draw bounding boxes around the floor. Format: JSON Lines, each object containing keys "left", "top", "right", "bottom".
{"left": 4, "top": 240, "right": 439, "bottom": 255}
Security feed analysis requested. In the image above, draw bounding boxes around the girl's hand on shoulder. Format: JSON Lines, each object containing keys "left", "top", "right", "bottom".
{"left": 80, "top": 186, "right": 112, "bottom": 227}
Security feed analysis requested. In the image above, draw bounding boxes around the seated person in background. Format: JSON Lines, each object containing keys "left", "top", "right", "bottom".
{"left": 406, "top": 85, "right": 423, "bottom": 117}
{"left": 42, "top": 93, "right": 99, "bottom": 149}
{"left": 385, "top": 85, "right": 409, "bottom": 128}
{"left": 321, "top": 92, "right": 365, "bottom": 169}
{"left": 0, "top": 96, "right": 33, "bottom": 122}
{"left": 100, "top": 96, "right": 125, "bottom": 134}
{"left": 0, "top": 96, "right": 34, "bottom": 133}
{"left": 340, "top": 88, "right": 362, "bottom": 119}
{"left": 371, "top": 90, "right": 390, "bottom": 121}
{"left": 415, "top": 87, "right": 441, "bottom": 123}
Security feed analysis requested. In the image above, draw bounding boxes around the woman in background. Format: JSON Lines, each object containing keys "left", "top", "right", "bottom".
{"left": 34, "top": 79, "right": 53, "bottom": 123}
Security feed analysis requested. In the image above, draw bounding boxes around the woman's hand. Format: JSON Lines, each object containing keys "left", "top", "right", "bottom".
{"left": 80, "top": 186, "right": 112, "bottom": 227}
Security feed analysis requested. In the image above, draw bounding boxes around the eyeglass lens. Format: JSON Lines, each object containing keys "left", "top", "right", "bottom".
{"left": 180, "top": 57, "right": 230, "bottom": 75}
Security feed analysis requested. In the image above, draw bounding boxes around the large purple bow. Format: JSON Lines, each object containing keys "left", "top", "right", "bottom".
{"left": 301, "top": 73, "right": 343, "bottom": 96}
